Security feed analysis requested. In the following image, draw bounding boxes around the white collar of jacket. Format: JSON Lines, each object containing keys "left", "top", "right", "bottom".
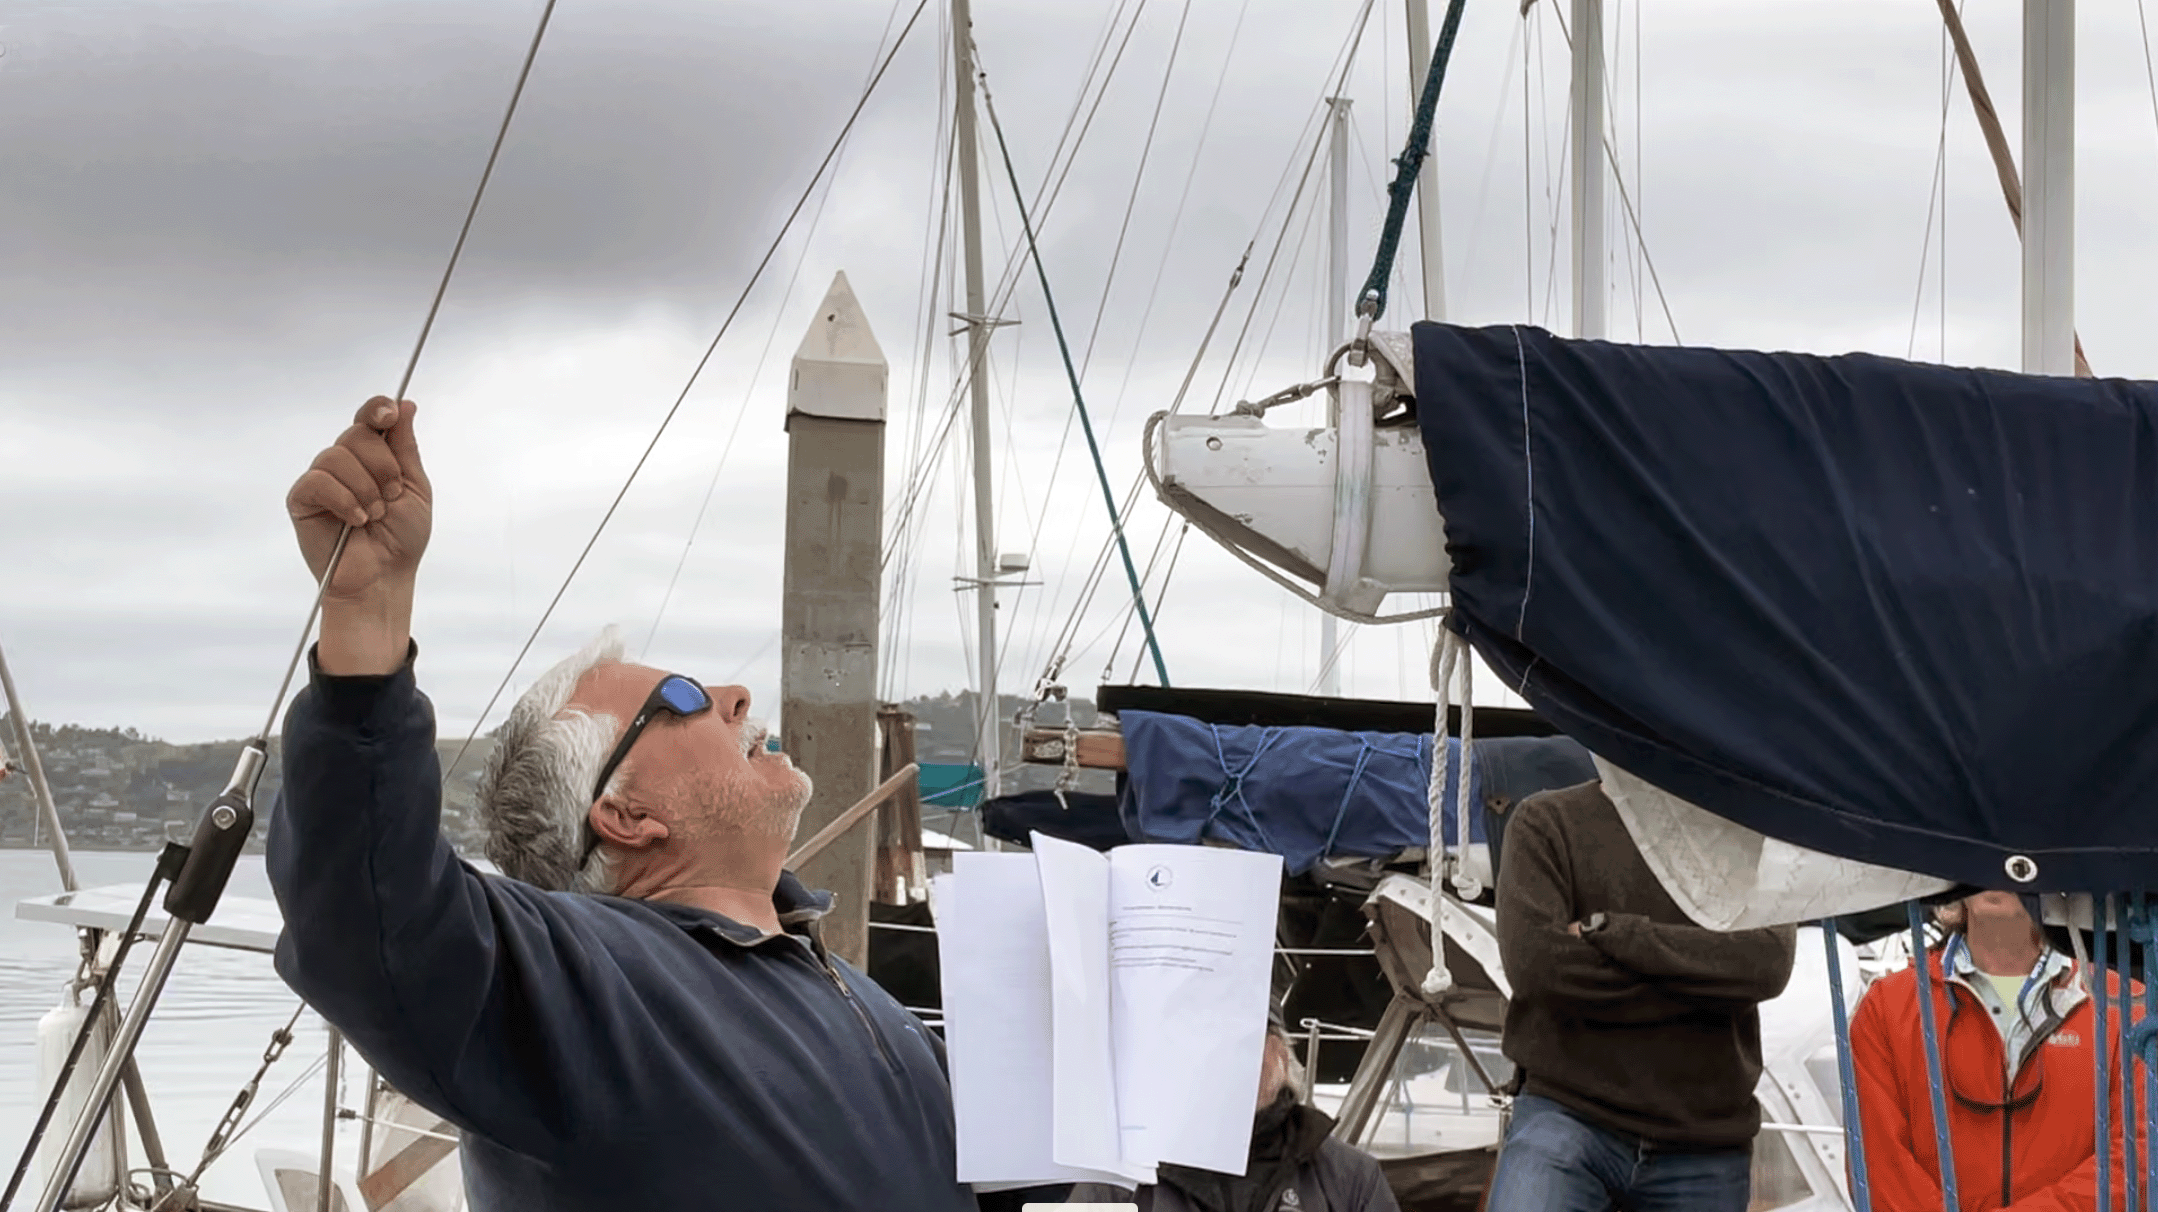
{"left": 1938, "top": 933, "right": 2084, "bottom": 1022}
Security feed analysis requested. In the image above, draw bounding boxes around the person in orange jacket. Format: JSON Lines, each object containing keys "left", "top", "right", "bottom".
{"left": 1851, "top": 891, "right": 2142, "bottom": 1212}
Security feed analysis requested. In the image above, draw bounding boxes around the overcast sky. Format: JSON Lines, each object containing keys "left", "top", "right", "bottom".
{"left": 6, "top": 0, "right": 2158, "bottom": 745}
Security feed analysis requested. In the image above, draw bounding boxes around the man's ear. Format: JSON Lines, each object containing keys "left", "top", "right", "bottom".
{"left": 590, "top": 793, "right": 670, "bottom": 852}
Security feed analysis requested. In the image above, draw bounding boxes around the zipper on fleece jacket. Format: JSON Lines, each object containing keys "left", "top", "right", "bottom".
{"left": 1943, "top": 968, "right": 2070, "bottom": 1207}
{"left": 817, "top": 953, "right": 898, "bottom": 1072}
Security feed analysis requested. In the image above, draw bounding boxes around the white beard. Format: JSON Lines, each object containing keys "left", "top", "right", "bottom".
{"left": 667, "top": 759, "right": 811, "bottom": 842}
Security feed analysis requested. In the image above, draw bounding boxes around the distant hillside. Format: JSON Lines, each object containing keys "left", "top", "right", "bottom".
{"left": 1, "top": 692, "right": 1108, "bottom": 854}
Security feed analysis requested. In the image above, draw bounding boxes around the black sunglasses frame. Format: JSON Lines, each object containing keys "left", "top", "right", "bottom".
{"left": 590, "top": 674, "right": 714, "bottom": 803}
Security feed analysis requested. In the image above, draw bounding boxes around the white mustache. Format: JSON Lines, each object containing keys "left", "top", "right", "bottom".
{"left": 740, "top": 718, "right": 770, "bottom": 758}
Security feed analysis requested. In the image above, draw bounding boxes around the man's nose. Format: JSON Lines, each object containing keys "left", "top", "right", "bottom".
{"left": 708, "top": 685, "right": 751, "bottom": 724}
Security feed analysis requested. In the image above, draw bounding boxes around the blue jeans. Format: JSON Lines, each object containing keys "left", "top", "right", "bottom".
{"left": 1484, "top": 1095, "right": 1752, "bottom": 1212}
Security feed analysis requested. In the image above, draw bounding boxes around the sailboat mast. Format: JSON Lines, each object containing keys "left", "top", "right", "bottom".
{"left": 1405, "top": 0, "right": 1447, "bottom": 321}
{"left": 950, "top": 0, "right": 1002, "bottom": 801}
{"left": 2021, "top": 0, "right": 2074, "bottom": 374}
{"left": 1569, "top": 0, "right": 1606, "bottom": 340}
{"left": 1321, "top": 96, "right": 1352, "bottom": 697}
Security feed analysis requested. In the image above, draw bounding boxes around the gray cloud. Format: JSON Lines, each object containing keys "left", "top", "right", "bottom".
{"left": 7, "top": 0, "right": 2158, "bottom": 743}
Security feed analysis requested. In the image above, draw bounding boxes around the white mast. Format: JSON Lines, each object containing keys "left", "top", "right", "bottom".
{"left": 2022, "top": 0, "right": 2074, "bottom": 374}
{"left": 1405, "top": 0, "right": 1447, "bottom": 321}
{"left": 951, "top": 0, "right": 1002, "bottom": 800}
{"left": 1322, "top": 95, "right": 1352, "bottom": 697}
{"left": 1569, "top": 0, "right": 1606, "bottom": 340}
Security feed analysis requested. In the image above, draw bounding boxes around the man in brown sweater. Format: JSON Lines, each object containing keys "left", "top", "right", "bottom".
{"left": 1484, "top": 781, "right": 1797, "bottom": 1212}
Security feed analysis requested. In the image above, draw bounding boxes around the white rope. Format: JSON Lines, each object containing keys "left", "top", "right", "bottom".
{"left": 1426, "top": 631, "right": 1457, "bottom": 883}
{"left": 1450, "top": 633, "right": 1479, "bottom": 903}
{"left": 1422, "top": 625, "right": 1470, "bottom": 997}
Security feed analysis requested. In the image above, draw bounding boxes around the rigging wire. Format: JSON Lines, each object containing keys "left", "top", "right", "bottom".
{"left": 1539, "top": 4, "right": 1681, "bottom": 343}
{"left": 1310, "top": 620, "right": 1361, "bottom": 695}
{"left": 1032, "top": 244, "right": 1249, "bottom": 692}
{"left": 1632, "top": 0, "right": 1644, "bottom": 340}
{"left": 878, "top": 1, "right": 1163, "bottom": 581}
{"left": 1205, "top": 0, "right": 1379, "bottom": 416}
{"left": 2140, "top": 3, "right": 2158, "bottom": 175}
{"left": 1078, "top": 0, "right": 1193, "bottom": 380}
{"left": 642, "top": 0, "right": 914, "bottom": 659}
{"left": 890, "top": 0, "right": 1324, "bottom": 600}
{"left": 975, "top": 49, "right": 1171, "bottom": 686}
{"left": 882, "top": 3, "right": 958, "bottom": 704}
{"left": 1523, "top": 9, "right": 1535, "bottom": 319}
{"left": 256, "top": 0, "right": 561, "bottom": 746}
{"left": 1906, "top": 5, "right": 1963, "bottom": 363}
{"left": 999, "top": 0, "right": 1195, "bottom": 686}
{"left": 1016, "top": 0, "right": 1252, "bottom": 692}
{"left": 1039, "top": 1, "right": 1374, "bottom": 688}
{"left": 1121, "top": 523, "right": 1190, "bottom": 685}
{"left": 442, "top": 0, "right": 934, "bottom": 783}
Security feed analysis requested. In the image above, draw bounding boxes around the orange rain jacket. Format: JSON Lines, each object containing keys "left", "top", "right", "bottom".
{"left": 1852, "top": 949, "right": 2143, "bottom": 1212}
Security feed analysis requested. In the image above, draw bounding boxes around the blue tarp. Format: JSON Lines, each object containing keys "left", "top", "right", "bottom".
{"left": 1117, "top": 710, "right": 1482, "bottom": 875}
{"left": 1414, "top": 320, "right": 2158, "bottom": 892}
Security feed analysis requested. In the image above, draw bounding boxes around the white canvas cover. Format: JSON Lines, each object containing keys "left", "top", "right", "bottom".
{"left": 1597, "top": 757, "right": 1951, "bottom": 931}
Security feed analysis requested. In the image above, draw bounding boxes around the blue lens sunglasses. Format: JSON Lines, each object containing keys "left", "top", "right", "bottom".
{"left": 579, "top": 674, "right": 713, "bottom": 872}
{"left": 590, "top": 674, "right": 714, "bottom": 802}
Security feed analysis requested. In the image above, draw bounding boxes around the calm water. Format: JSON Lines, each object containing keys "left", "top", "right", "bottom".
{"left": 0, "top": 849, "right": 346, "bottom": 1208}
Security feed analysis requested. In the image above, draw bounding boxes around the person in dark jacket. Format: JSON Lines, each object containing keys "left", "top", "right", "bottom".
{"left": 1484, "top": 781, "right": 1797, "bottom": 1212}
{"left": 1066, "top": 1008, "right": 1400, "bottom": 1212}
{"left": 271, "top": 398, "right": 974, "bottom": 1211}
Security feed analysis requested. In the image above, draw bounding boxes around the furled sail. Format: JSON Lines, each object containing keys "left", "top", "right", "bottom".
{"left": 1415, "top": 320, "right": 2158, "bottom": 893}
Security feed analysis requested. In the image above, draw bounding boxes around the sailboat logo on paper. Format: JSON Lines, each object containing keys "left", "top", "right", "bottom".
{"left": 1145, "top": 865, "right": 1174, "bottom": 891}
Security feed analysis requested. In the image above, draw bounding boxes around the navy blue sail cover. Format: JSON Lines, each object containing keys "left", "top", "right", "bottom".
{"left": 1413, "top": 320, "right": 2158, "bottom": 892}
{"left": 1117, "top": 709, "right": 1482, "bottom": 875}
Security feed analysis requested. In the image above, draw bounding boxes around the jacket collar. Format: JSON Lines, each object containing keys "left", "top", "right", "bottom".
{"left": 1938, "top": 934, "right": 2084, "bottom": 1021}
{"left": 635, "top": 871, "right": 835, "bottom": 953}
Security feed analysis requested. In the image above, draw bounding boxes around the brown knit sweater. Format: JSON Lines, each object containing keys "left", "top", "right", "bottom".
{"left": 1495, "top": 782, "right": 1798, "bottom": 1148}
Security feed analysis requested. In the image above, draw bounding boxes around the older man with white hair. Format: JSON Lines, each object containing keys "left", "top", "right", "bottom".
{"left": 268, "top": 397, "right": 973, "bottom": 1211}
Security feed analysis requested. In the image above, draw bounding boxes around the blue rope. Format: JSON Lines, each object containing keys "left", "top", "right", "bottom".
{"left": 2139, "top": 890, "right": 2156, "bottom": 1212}
{"left": 1318, "top": 739, "right": 1380, "bottom": 862}
{"left": 1822, "top": 919, "right": 1873, "bottom": 1212}
{"left": 976, "top": 73, "right": 1170, "bottom": 688}
{"left": 2101, "top": 897, "right": 2117, "bottom": 1212}
{"left": 1202, "top": 725, "right": 1283, "bottom": 853}
{"left": 1355, "top": 0, "right": 1470, "bottom": 322}
{"left": 1907, "top": 901, "right": 1960, "bottom": 1212}
{"left": 2121, "top": 896, "right": 2141, "bottom": 1212}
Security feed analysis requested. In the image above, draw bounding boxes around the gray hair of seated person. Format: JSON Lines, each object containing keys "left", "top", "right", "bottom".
{"left": 1260, "top": 1022, "right": 1308, "bottom": 1107}
{"left": 478, "top": 626, "right": 626, "bottom": 894}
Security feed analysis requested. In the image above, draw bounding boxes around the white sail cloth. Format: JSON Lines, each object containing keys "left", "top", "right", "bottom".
{"left": 1597, "top": 757, "right": 1952, "bottom": 931}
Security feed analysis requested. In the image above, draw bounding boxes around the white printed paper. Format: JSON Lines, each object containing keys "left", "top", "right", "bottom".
{"left": 1107, "top": 845, "right": 1282, "bottom": 1174}
{"left": 935, "top": 856, "right": 1132, "bottom": 1186}
{"left": 940, "top": 835, "right": 1281, "bottom": 1185}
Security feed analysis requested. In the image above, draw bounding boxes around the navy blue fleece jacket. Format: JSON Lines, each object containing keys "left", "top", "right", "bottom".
{"left": 267, "top": 649, "right": 974, "bottom": 1210}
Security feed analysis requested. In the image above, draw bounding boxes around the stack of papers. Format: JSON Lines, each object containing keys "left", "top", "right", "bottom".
{"left": 936, "top": 834, "right": 1283, "bottom": 1187}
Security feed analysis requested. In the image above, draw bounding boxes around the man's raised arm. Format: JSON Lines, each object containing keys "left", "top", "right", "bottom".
{"left": 269, "top": 400, "right": 561, "bottom": 1156}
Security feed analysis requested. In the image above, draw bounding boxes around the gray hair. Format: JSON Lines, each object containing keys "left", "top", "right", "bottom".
{"left": 478, "top": 626, "right": 625, "bottom": 894}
